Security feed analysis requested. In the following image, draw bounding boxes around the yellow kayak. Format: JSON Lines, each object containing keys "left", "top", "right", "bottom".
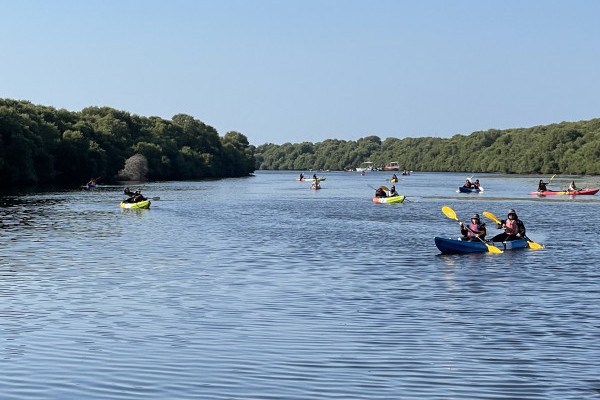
{"left": 372, "top": 195, "right": 405, "bottom": 204}
{"left": 120, "top": 199, "right": 151, "bottom": 209}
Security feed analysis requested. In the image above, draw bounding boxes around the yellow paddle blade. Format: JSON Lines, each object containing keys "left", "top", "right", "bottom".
{"left": 527, "top": 240, "right": 544, "bottom": 250}
{"left": 380, "top": 185, "right": 389, "bottom": 191}
{"left": 442, "top": 206, "right": 457, "bottom": 221}
{"left": 486, "top": 243, "right": 503, "bottom": 254}
{"left": 483, "top": 211, "right": 501, "bottom": 224}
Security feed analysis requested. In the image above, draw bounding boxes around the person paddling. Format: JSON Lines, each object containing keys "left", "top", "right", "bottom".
{"left": 389, "top": 185, "right": 399, "bottom": 197}
{"left": 124, "top": 188, "right": 146, "bottom": 203}
{"left": 491, "top": 209, "right": 526, "bottom": 242}
{"left": 463, "top": 178, "right": 472, "bottom": 188}
{"left": 375, "top": 187, "right": 387, "bottom": 198}
{"left": 537, "top": 179, "right": 548, "bottom": 192}
{"left": 459, "top": 213, "right": 486, "bottom": 241}
{"left": 568, "top": 181, "right": 578, "bottom": 192}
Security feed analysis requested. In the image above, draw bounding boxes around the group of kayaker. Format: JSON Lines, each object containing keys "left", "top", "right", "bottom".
{"left": 123, "top": 188, "right": 147, "bottom": 203}
{"left": 458, "top": 209, "right": 526, "bottom": 242}
{"left": 299, "top": 173, "right": 322, "bottom": 189}
{"left": 374, "top": 185, "right": 400, "bottom": 198}
{"left": 538, "top": 178, "right": 579, "bottom": 192}
{"left": 463, "top": 178, "right": 481, "bottom": 189}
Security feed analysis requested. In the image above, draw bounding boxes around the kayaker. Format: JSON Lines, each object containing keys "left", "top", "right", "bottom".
{"left": 124, "top": 187, "right": 135, "bottom": 202}
{"left": 537, "top": 179, "right": 548, "bottom": 192}
{"left": 459, "top": 213, "right": 486, "bottom": 241}
{"left": 312, "top": 173, "right": 318, "bottom": 181}
{"left": 299, "top": 173, "right": 304, "bottom": 180}
{"left": 391, "top": 174, "right": 398, "bottom": 182}
{"left": 463, "top": 179, "right": 472, "bottom": 188}
{"left": 473, "top": 179, "right": 480, "bottom": 189}
{"left": 568, "top": 181, "right": 578, "bottom": 191}
{"left": 375, "top": 187, "right": 387, "bottom": 198}
{"left": 311, "top": 180, "right": 320, "bottom": 190}
{"left": 491, "top": 209, "right": 526, "bottom": 242}
{"left": 133, "top": 190, "right": 147, "bottom": 202}
{"left": 389, "top": 185, "right": 399, "bottom": 197}
{"left": 124, "top": 188, "right": 146, "bottom": 203}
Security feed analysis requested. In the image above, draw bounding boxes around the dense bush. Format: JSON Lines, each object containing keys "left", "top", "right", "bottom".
{"left": 0, "top": 99, "right": 255, "bottom": 186}
{"left": 255, "top": 119, "right": 600, "bottom": 174}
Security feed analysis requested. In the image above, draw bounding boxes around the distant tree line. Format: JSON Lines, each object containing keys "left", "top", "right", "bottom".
{"left": 255, "top": 118, "right": 600, "bottom": 175}
{"left": 0, "top": 99, "right": 255, "bottom": 186}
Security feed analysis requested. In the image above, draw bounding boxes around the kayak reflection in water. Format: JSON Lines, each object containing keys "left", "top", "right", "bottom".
{"left": 459, "top": 213, "right": 486, "bottom": 241}
{"left": 491, "top": 209, "right": 526, "bottom": 242}
{"left": 123, "top": 188, "right": 147, "bottom": 203}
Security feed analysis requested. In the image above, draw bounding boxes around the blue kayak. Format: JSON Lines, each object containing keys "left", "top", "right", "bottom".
{"left": 434, "top": 237, "right": 528, "bottom": 254}
{"left": 458, "top": 186, "right": 481, "bottom": 193}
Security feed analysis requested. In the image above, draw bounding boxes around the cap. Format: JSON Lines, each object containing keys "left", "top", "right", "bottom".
{"left": 508, "top": 209, "right": 516, "bottom": 215}
{"left": 471, "top": 213, "right": 480, "bottom": 219}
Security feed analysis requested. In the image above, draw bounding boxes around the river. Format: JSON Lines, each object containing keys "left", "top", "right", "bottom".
{"left": 1, "top": 171, "right": 599, "bottom": 399}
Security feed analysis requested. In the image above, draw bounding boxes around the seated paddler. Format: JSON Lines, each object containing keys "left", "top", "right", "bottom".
{"left": 459, "top": 213, "right": 486, "bottom": 241}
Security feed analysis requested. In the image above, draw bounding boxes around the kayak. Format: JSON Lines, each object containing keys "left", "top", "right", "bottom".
{"left": 120, "top": 199, "right": 151, "bottom": 209}
{"left": 434, "top": 237, "right": 528, "bottom": 254}
{"left": 458, "top": 186, "right": 481, "bottom": 193}
{"left": 372, "top": 195, "right": 405, "bottom": 204}
{"left": 529, "top": 188, "right": 599, "bottom": 196}
{"left": 296, "top": 177, "right": 326, "bottom": 181}
{"left": 390, "top": 178, "right": 398, "bottom": 183}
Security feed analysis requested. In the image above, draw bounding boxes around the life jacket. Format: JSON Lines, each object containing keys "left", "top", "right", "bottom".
{"left": 468, "top": 223, "right": 483, "bottom": 237}
{"left": 505, "top": 219, "right": 519, "bottom": 234}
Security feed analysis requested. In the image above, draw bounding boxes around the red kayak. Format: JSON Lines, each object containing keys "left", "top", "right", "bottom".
{"left": 529, "top": 188, "right": 599, "bottom": 196}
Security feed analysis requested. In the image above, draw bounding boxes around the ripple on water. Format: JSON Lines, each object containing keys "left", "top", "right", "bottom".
{"left": 1, "top": 174, "right": 600, "bottom": 399}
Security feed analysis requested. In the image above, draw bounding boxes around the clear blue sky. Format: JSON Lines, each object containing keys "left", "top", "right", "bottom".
{"left": 2, "top": 0, "right": 599, "bottom": 145}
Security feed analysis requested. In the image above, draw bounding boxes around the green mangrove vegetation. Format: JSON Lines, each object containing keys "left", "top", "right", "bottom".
{"left": 255, "top": 118, "right": 600, "bottom": 174}
{"left": 0, "top": 99, "right": 255, "bottom": 186}
{"left": 3, "top": 97, "right": 599, "bottom": 186}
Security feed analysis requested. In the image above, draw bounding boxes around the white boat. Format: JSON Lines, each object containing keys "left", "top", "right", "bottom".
{"left": 383, "top": 161, "right": 400, "bottom": 171}
{"left": 356, "top": 161, "right": 375, "bottom": 172}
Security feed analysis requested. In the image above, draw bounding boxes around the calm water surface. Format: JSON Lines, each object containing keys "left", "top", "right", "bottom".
{"left": 1, "top": 171, "right": 599, "bottom": 399}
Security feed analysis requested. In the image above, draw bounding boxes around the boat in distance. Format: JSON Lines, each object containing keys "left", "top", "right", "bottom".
{"left": 529, "top": 188, "right": 599, "bottom": 196}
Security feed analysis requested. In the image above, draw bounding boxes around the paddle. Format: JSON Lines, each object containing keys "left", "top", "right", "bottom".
{"left": 549, "top": 174, "right": 557, "bottom": 184}
{"left": 441, "top": 206, "right": 502, "bottom": 253}
{"left": 482, "top": 211, "right": 543, "bottom": 249}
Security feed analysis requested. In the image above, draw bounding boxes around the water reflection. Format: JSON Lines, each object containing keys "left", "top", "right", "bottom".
{"left": 0, "top": 172, "right": 599, "bottom": 399}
